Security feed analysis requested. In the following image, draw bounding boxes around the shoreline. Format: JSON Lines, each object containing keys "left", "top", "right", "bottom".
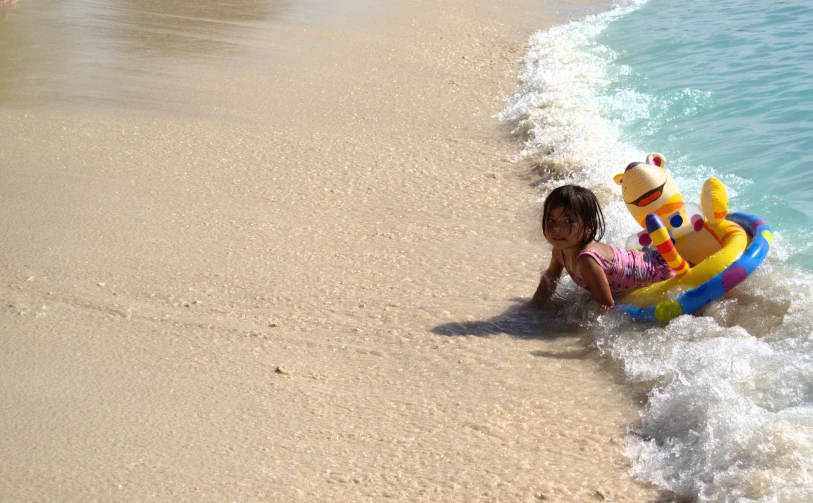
{"left": 0, "top": 0, "right": 662, "bottom": 500}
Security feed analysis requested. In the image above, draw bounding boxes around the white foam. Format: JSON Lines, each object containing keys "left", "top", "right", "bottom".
{"left": 498, "top": 0, "right": 650, "bottom": 193}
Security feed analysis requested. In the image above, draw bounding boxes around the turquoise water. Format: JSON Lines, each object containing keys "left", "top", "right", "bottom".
{"left": 602, "top": 0, "right": 813, "bottom": 267}
{"left": 501, "top": 0, "right": 813, "bottom": 500}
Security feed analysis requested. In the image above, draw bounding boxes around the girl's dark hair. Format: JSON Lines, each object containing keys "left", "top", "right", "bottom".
{"left": 542, "top": 184, "right": 605, "bottom": 246}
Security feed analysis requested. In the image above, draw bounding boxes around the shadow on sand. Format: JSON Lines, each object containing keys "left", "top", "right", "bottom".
{"left": 431, "top": 298, "right": 591, "bottom": 345}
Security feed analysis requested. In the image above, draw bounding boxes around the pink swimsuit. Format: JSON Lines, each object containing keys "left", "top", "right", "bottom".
{"left": 555, "top": 246, "right": 675, "bottom": 293}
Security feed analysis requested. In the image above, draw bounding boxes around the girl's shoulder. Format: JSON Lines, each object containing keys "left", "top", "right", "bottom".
{"left": 578, "top": 241, "right": 615, "bottom": 263}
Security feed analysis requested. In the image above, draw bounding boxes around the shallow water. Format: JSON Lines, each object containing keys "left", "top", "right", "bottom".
{"left": 0, "top": 0, "right": 379, "bottom": 110}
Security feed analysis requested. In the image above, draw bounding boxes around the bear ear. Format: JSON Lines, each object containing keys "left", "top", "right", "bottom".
{"left": 646, "top": 152, "right": 667, "bottom": 168}
{"left": 613, "top": 173, "right": 624, "bottom": 185}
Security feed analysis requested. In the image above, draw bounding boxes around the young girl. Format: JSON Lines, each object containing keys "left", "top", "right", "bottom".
{"left": 531, "top": 184, "right": 676, "bottom": 310}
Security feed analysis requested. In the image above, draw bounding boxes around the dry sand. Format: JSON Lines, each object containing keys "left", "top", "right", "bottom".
{"left": 1, "top": 0, "right": 664, "bottom": 500}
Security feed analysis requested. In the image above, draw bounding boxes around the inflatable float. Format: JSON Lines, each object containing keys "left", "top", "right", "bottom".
{"left": 611, "top": 153, "right": 771, "bottom": 322}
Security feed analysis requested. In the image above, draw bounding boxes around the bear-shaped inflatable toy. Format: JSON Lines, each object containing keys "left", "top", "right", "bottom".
{"left": 613, "top": 152, "right": 741, "bottom": 269}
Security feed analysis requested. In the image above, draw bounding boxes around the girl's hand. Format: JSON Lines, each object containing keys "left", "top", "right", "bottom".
{"left": 530, "top": 254, "right": 563, "bottom": 308}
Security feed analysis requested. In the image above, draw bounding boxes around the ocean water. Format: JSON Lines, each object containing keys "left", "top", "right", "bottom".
{"left": 500, "top": 0, "right": 813, "bottom": 501}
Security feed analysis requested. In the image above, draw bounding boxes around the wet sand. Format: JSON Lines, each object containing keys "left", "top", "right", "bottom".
{"left": 0, "top": 0, "right": 662, "bottom": 500}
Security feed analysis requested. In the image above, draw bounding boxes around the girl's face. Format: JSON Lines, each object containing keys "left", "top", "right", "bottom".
{"left": 545, "top": 206, "right": 587, "bottom": 251}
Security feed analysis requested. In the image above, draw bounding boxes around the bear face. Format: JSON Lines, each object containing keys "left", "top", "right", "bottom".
{"left": 613, "top": 153, "right": 684, "bottom": 227}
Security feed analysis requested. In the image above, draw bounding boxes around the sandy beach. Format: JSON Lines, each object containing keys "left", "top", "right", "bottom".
{"left": 1, "top": 0, "right": 664, "bottom": 500}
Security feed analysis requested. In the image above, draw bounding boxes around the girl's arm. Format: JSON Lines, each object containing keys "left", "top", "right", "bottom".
{"left": 530, "top": 253, "right": 563, "bottom": 308}
{"left": 578, "top": 254, "right": 614, "bottom": 311}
